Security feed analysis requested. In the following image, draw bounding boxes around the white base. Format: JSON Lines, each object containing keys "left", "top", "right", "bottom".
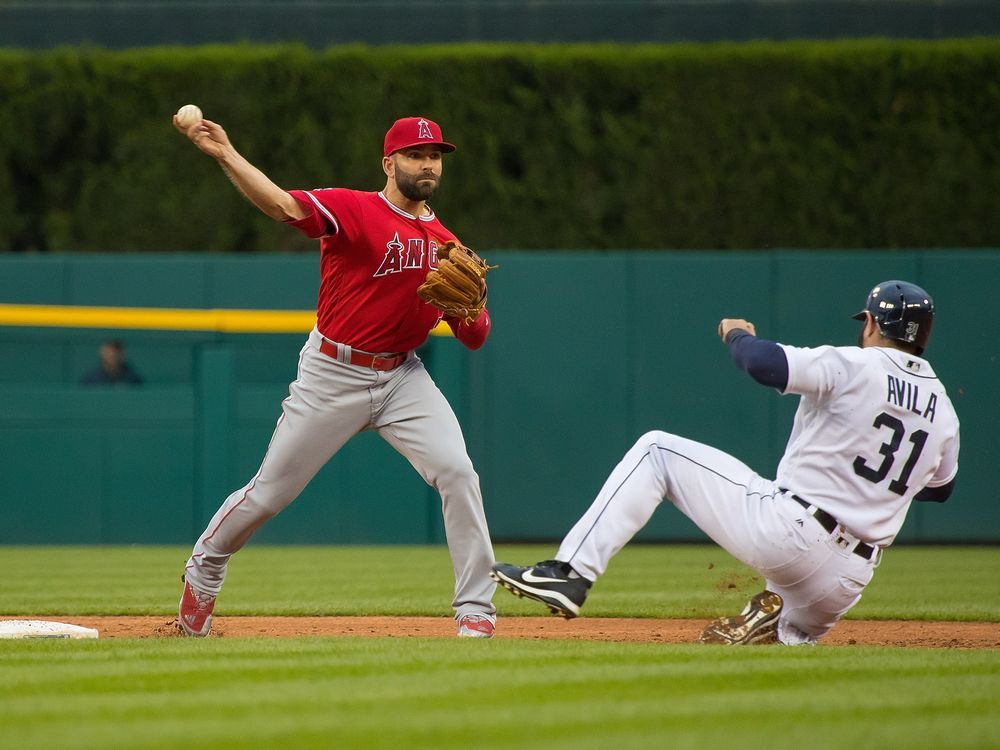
{"left": 0, "top": 620, "right": 99, "bottom": 639}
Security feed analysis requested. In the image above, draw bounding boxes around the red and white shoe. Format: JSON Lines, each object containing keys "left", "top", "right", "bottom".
{"left": 457, "top": 613, "right": 495, "bottom": 638}
{"left": 178, "top": 579, "right": 216, "bottom": 637}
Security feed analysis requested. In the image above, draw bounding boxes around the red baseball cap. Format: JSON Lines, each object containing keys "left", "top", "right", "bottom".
{"left": 383, "top": 116, "right": 456, "bottom": 156}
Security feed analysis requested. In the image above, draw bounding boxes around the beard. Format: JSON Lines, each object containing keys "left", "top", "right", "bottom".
{"left": 395, "top": 169, "right": 440, "bottom": 201}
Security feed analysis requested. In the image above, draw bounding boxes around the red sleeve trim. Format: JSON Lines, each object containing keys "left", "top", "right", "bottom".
{"left": 285, "top": 190, "right": 339, "bottom": 238}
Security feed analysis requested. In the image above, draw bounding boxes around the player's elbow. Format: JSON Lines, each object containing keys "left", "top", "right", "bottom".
{"left": 728, "top": 334, "right": 789, "bottom": 391}
{"left": 914, "top": 478, "right": 956, "bottom": 503}
{"left": 273, "top": 195, "right": 308, "bottom": 222}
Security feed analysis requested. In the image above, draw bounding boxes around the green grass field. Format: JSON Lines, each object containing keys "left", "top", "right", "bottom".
{"left": 1, "top": 545, "right": 998, "bottom": 750}
{"left": 1, "top": 544, "right": 997, "bottom": 620}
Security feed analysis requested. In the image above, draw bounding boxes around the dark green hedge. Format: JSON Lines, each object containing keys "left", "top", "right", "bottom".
{"left": 0, "top": 40, "right": 997, "bottom": 252}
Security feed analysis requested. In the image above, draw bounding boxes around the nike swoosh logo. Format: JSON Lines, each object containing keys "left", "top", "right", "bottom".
{"left": 522, "top": 570, "right": 568, "bottom": 584}
{"left": 492, "top": 569, "right": 582, "bottom": 616}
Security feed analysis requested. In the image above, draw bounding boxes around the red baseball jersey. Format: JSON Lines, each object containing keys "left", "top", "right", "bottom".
{"left": 286, "top": 189, "right": 490, "bottom": 353}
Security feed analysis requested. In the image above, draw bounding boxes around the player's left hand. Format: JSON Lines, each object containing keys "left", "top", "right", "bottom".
{"left": 417, "top": 241, "right": 496, "bottom": 325}
{"left": 718, "top": 318, "right": 757, "bottom": 341}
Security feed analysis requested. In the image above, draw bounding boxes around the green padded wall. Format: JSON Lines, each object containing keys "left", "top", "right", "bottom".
{"left": 0, "top": 251, "right": 996, "bottom": 543}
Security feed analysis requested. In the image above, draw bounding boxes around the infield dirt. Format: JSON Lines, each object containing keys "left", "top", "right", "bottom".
{"left": 8, "top": 616, "right": 996, "bottom": 648}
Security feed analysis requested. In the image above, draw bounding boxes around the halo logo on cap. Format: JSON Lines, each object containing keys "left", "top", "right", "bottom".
{"left": 384, "top": 116, "right": 456, "bottom": 156}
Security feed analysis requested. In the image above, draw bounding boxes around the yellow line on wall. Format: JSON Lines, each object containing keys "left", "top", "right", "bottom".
{"left": 0, "top": 304, "right": 454, "bottom": 336}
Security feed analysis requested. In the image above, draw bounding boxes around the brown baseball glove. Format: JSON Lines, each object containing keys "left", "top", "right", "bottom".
{"left": 417, "top": 240, "right": 496, "bottom": 324}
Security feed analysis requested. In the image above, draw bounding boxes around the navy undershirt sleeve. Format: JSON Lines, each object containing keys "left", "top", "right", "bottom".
{"left": 725, "top": 329, "right": 790, "bottom": 391}
{"left": 914, "top": 477, "right": 955, "bottom": 503}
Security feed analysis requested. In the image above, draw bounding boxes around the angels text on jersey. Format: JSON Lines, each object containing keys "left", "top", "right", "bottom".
{"left": 373, "top": 233, "right": 441, "bottom": 277}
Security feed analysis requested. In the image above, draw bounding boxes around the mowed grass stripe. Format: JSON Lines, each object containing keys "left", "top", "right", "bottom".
{"left": 0, "top": 639, "right": 998, "bottom": 750}
{"left": 0, "top": 545, "right": 997, "bottom": 620}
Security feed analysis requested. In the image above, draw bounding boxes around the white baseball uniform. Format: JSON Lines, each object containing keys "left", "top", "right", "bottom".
{"left": 555, "top": 344, "right": 959, "bottom": 644}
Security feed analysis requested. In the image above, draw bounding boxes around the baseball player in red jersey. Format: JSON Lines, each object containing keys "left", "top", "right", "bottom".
{"left": 173, "top": 113, "right": 497, "bottom": 638}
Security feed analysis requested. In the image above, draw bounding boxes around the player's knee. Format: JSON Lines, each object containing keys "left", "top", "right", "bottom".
{"left": 240, "top": 481, "right": 302, "bottom": 520}
{"left": 631, "top": 431, "right": 682, "bottom": 488}
{"left": 634, "top": 430, "right": 676, "bottom": 451}
{"left": 431, "top": 455, "right": 479, "bottom": 489}
{"left": 447, "top": 460, "right": 479, "bottom": 488}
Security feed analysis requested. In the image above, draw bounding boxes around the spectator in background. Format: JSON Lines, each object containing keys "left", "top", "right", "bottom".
{"left": 80, "top": 339, "right": 144, "bottom": 386}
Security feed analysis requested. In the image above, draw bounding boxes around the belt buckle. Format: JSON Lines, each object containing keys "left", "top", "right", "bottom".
{"left": 369, "top": 353, "right": 386, "bottom": 370}
{"left": 833, "top": 525, "right": 851, "bottom": 549}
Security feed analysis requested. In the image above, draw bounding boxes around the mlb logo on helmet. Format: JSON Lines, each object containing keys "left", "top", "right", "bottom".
{"left": 383, "top": 116, "right": 456, "bottom": 156}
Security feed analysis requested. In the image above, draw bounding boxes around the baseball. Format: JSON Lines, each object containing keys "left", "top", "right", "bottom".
{"left": 175, "top": 104, "right": 203, "bottom": 128}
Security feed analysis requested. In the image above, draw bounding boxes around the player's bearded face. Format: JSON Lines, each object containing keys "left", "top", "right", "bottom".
{"left": 392, "top": 152, "right": 442, "bottom": 201}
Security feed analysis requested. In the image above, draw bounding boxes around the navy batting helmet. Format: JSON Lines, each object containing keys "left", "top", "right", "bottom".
{"left": 852, "top": 280, "right": 935, "bottom": 354}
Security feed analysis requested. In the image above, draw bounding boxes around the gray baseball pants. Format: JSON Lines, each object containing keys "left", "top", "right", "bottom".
{"left": 184, "top": 327, "right": 497, "bottom": 620}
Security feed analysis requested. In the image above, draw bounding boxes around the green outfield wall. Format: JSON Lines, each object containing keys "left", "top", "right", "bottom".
{"left": 0, "top": 251, "right": 996, "bottom": 544}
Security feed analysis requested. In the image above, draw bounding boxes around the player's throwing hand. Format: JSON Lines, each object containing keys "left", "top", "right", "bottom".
{"left": 172, "top": 115, "right": 232, "bottom": 160}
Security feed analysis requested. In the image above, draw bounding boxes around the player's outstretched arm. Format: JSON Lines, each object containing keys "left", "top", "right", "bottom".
{"left": 173, "top": 116, "right": 307, "bottom": 222}
{"left": 718, "top": 318, "right": 789, "bottom": 391}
